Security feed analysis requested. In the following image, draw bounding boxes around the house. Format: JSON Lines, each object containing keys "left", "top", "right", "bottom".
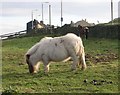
{"left": 26, "top": 19, "right": 45, "bottom": 33}
{"left": 70, "top": 19, "right": 95, "bottom": 27}
{"left": 37, "top": 21, "right": 46, "bottom": 29}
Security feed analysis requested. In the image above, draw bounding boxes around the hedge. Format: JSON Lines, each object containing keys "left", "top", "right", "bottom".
{"left": 54, "top": 24, "right": 119, "bottom": 39}
{"left": 88, "top": 24, "right": 119, "bottom": 39}
{"left": 27, "top": 24, "right": 119, "bottom": 39}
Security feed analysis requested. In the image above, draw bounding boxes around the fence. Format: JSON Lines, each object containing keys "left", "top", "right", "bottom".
{"left": 0, "top": 30, "right": 26, "bottom": 39}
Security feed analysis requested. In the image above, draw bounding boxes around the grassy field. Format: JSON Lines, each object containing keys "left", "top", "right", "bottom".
{"left": 2, "top": 35, "right": 119, "bottom": 93}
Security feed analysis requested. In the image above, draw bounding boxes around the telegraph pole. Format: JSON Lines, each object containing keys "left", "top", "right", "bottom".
{"left": 111, "top": 0, "right": 113, "bottom": 25}
{"left": 61, "top": 0, "right": 63, "bottom": 27}
{"left": 42, "top": 3, "right": 43, "bottom": 22}
{"left": 31, "top": 9, "right": 38, "bottom": 29}
{"left": 41, "top": 2, "right": 49, "bottom": 23}
{"left": 49, "top": 4, "right": 52, "bottom": 33}
{"left": 31, "top": 11, "right": 33, "bottom": 29}
{"left": 49, "top": 5, "right": 51, "bottom": 27}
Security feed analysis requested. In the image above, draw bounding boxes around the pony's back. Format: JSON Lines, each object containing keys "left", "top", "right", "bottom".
{"left": 26, "top": 37, "right": 53, "bottom": 56}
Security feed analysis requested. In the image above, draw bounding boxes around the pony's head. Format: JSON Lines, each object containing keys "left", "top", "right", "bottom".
{"left": 26, "top": 54, "right": 34, "bottom": 73}
{"left": 26, "top": 54, "right": 40, "bottom": 74}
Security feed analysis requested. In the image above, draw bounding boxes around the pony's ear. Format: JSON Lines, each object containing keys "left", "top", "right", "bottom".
{"left": 26, "top": 54, "right": 30, "bottom": 59}
{"left": 26, "top": 54, "right": 30, "bottom": 64}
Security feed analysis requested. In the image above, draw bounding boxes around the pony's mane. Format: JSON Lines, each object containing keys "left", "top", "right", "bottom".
{"left": 26, "top": 37, "right": 53, "bottom": 56}
{"left": 26, "top": 42, "right": 40, "bottom": 55}
{"left": 25, "top": 42, "right": 40, "bottom": 64}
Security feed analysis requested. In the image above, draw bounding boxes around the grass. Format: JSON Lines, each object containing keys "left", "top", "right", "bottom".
{"left": 2, "top": 35, "right": 119, "bottom": 93}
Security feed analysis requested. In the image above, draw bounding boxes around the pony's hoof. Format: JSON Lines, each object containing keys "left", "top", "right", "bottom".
{"left": 81, "top": 67, "right": 87, "bottom": 71}
{"left": 33, "top": 71, "right": 38, "bottom": 74}
{"left": 71, "top": 68, "right": 76, "bottom": 71}
{"left": 44, "top": 72, "right": 50, "bottom": 76}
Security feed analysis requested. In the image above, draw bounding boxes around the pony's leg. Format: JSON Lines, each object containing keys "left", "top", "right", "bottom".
{"left": 68, "top": 49, "right": 78, "bottom": 70}
{"left": 79, "top": 48, "right": 87, "bottom": 70}
{"left": 44, "top": 64, "right": 50, "bottom": 73}
{"left": 42, "top": 55, "right": 50, "bottom": 73}
{"left": 33, "top": 62, "right": 40, "bottom": 73}
{"left": 80, "top": 53, "right": 87, "bottom": 70}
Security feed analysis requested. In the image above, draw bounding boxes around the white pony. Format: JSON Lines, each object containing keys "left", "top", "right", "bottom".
{"left": 26, "top": 33, "right": 87, "bottom": 73}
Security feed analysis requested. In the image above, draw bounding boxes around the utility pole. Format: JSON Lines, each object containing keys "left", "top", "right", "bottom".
{"left": 49, "top": 5, "right": 51, "bottom": 27}
{"left": 41, "top": 2, "right": 49, "bottom": 23}
{"left": 49, "top": 4, "right": 52, "bottom": 33}
{"left": 42, "top": 3, "right": 43, "bottom": 22}
{"left": 31, "top": 11, "right": 33, "bottom": 29}
{"left": 111, "top": 0, "right": 113, "bottom": 25}
{"left": 118, "top": 1, "right": 120, "bottom": 18}
{"left": 31, "top": 9, "right": 38, "bottom": 29}
{"left": 61, "top": 0, "right": 63, "bottom": 27}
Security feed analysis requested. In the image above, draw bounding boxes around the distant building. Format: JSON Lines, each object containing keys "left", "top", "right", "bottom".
{"left": 70, "top": 19, "right": 95, "bottom": 27}
{"left": 26, "top": 19, "right": 45, "bottom": 33}
{"left": 37, "top": 21, "right": 46, "bottom": 29}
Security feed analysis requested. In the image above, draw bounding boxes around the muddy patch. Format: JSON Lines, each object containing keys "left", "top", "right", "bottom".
{"left": 85, "top": 53, "right": 118, "bottom": 64}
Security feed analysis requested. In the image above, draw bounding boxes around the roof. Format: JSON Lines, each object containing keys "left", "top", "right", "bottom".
{"left": 75, "top": 20, "right": 91, "bottom": 27}
{"left": 71, "top": 19, "right": 95, "bottom": 27}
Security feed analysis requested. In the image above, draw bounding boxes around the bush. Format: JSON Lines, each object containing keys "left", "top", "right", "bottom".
{"left": 26, "top": 24, "right": 119, "bottom": 39}
{"left": 89, "top": 25, "right": 119, "bottom": 39}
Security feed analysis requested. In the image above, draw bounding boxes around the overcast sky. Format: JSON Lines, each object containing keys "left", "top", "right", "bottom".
{"left": 0, "top": 0, "right": 119, "bottom": 35}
